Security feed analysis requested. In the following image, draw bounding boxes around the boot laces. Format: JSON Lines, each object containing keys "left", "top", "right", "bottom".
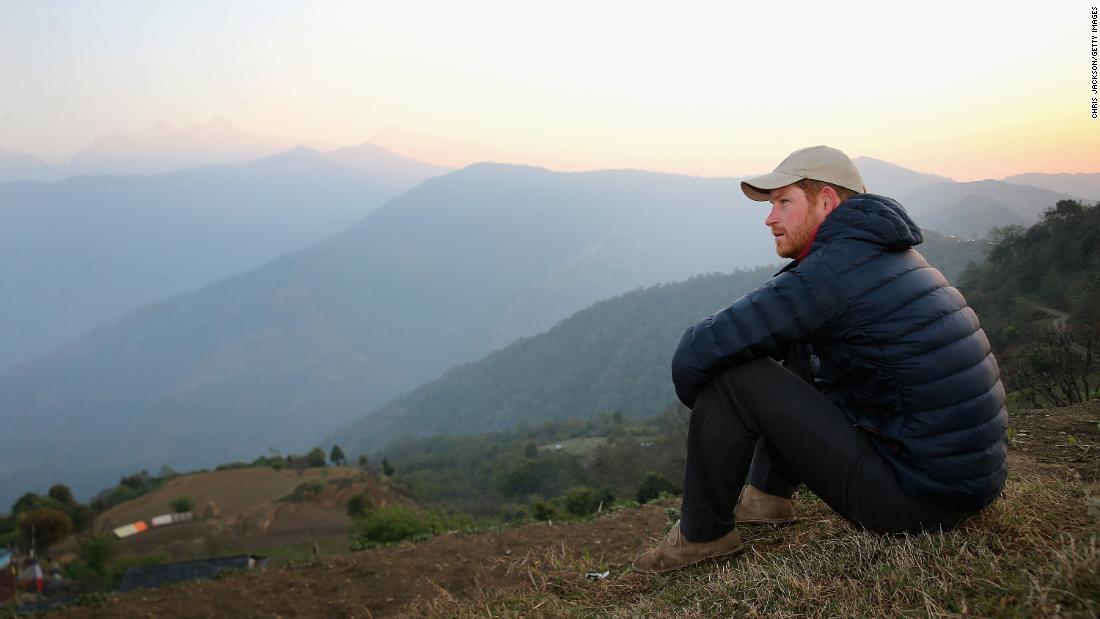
{"left": 664, "top": 521, "right": 682, "bottom": 547}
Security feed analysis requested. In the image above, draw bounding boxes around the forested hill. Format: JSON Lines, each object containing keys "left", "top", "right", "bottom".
{"left": 961, "top": 199, "right": 1100, "bottom": 338}
{"left": 337, "top": 267, "right": 774, "bottom": 455}
{"left": 339, "top": 233, "right": 987, "bottom": 455}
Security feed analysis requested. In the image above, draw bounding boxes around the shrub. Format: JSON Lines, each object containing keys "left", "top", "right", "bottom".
{"left": 345, "top": 493, "right": 374, "bottom": 518}
{"left": 532, "top": 501, "right": 557, "bottom": 521}
{"left": 79, "top": 534, "right": 116, "bottom": 571}
{"left": 249, "top": 455, "right": 285, "bottom": 470}
{"left": 564, "top": 486, "right": 596, "bottom": 517}
{"left": 351, "top": 505, "right": 432, "bottom": 545}
{"left": 215, "top": 461, "right": 250, "bottom": 471}
{"left": 350, "top": 506, "right": 473, "bottom": 549}
{"left": 636, "top": 471, "right": 679, "bottom": 504}
{"left": 170, "top": 495, "right": 195, "bottom": 513}
{"left": 119, "top": 470, "right": 153, "bottom": 489}
{"left": 285, "top": 480, "right": 325, "bottom": 503}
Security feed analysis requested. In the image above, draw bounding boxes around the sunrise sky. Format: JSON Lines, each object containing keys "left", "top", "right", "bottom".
{"left": 2, "top": 1, "right": 1095, "bottom": 180}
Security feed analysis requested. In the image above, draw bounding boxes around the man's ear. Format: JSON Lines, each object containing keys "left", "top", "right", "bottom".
{"left": 819, "top": 185, "right": 840, "bottom": 215}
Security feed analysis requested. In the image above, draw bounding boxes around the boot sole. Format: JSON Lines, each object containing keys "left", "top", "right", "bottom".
{"left": 630, "top": 542, "right": 747, "bottom": 575}
{"left": 736, "top": 516, "right": 797, "bottom": 526}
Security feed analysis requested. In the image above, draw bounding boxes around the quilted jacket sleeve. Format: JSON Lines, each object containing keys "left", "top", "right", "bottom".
{"left": 671, "top": 263, "right": 846, "bottom": 408}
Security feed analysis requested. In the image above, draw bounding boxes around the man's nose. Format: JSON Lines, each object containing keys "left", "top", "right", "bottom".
{"left": 764, "top": 204, "right": 780, "bottom": 227}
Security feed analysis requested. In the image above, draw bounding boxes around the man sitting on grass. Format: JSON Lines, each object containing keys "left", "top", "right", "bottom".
{"left": 633, "top": 145, "right": 1007, "bottom": 574}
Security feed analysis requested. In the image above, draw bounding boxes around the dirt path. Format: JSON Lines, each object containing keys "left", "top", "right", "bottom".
{"left": 1028, "top": 302, "right": 1089, "bottom": 356}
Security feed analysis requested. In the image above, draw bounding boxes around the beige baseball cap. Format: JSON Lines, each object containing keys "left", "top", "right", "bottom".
{"left": 740, "top": 145, "right": 867, "bottom": 201}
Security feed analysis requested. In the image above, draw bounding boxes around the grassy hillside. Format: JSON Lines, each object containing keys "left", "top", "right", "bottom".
{"left": 51, "top": 465, "right": 406, "bottom": 563}
{"left": 45, "top": 401, "right": 1100, "bottom": 618}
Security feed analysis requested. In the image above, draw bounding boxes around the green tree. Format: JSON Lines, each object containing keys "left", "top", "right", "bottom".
{"left": 11, "top": 492, "right": 42, "bottom": 515}
{"left": 48, "top": 484, "right": 76, "bottom": 506}
{"left": 305, "top": 447, "right": 327, "bottom": 468}
{"left": 68, "top": 504, "right": 95, "bottom": 532}
{"left": 330, "top": 445, "right": 346, "bottom": 466}
{"left": 381, "top": 458, "right": 395, "bottom": 477}
{"left": 636, "top": 471, "right": 678, "bottom": 504}
{"left": 523, "top": 441, "right": 538, "bottom": 459}
{"left": 17, "top": 507, "right": 73, "bottom": 550}
{"left": 498, "top": 459, "right": 542, "bottom": 496}
{"left": 358, "top": 454, "right": 370, "bottom": 468}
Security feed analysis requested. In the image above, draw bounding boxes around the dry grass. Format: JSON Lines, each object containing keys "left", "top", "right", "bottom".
{"left": 408, "top": 455, "right": 1099, "bottom": 618}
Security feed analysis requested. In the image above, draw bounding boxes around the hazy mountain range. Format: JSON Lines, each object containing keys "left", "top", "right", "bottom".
{"left": 901, "top": 180, "right": 1077, "bottom": 239}
{"left": 1003, "top": 173, "right": 1100, "bottom": 202}
{"left": 0, "top": 120, "right": 450, "bottom": 185}
{"left": 0, "top": 147, "right": 406, "bottom": 371}
{"left": 0, "top": 147, "right": 1089, "bottom": 506}
{"left": 0, "top": 120, "right": 296, "bottom": 182}
{"left": 0, "top": 163, "right": 777, "bottom": 504}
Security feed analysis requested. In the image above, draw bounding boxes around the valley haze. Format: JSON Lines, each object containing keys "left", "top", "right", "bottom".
{"left": 1, "top": 138, "right": 1094, "bottom": 506}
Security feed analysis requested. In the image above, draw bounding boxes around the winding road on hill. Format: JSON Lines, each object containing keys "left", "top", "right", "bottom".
{"left": 1027, "top": 303, "right": 1088, "bottom": 356}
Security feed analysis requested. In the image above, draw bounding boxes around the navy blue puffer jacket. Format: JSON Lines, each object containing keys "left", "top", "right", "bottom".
{"left": 671, "top": 194, "right": 1007, "bottom": 511}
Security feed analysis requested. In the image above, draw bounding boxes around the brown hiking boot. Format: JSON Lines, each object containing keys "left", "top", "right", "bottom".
{"left": 734, "top": 484, "right": 795, "bottom": 525}
{"left": 631, "top": 520, "right": 745, "bottom": 574}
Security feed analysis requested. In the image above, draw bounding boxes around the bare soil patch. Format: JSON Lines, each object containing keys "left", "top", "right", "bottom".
{"left": 1007, "top": 400, "right": 1100, "bottom": 483}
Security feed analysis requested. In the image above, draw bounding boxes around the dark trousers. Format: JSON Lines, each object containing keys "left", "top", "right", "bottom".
{"left": 679, "top": 358, "right": 971, "bottom": 542}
